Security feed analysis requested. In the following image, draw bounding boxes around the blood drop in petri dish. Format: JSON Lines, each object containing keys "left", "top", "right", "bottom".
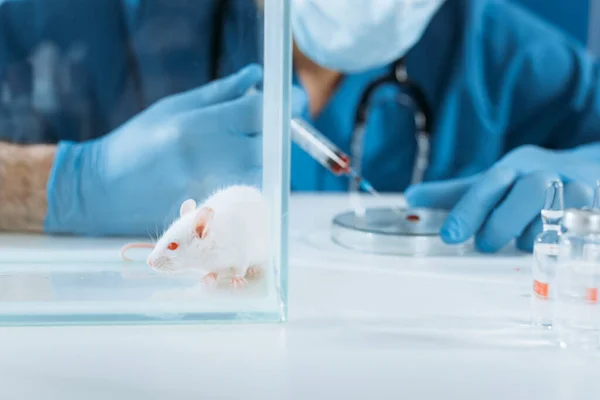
{"left": 406, "top": 214, "right": 420, "bottom": 223}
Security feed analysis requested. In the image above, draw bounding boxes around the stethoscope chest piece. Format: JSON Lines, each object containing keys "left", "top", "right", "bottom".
{"left": 331, "top": 207, "right": 471, "bottom": 257}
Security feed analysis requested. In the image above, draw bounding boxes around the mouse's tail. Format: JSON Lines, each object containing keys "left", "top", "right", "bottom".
{"left": 120, "top": 242, "right": 155, "bottom": 262}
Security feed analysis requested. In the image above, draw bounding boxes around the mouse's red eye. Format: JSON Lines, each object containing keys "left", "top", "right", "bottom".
{"left": 167, "top": 242, "right": 178, "bottom": 251}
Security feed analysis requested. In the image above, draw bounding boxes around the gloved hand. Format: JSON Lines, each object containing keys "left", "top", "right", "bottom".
{"left": 405, "top": 145, "right": 599, "bottom": 253}
{"left": 45, "top": 63, "right": 308, "bottom": 236}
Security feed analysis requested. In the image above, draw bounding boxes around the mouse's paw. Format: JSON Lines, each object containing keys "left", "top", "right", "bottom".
{"left": 200, "top": 272, "right": 218, "bottom": 288}
{"left": 245, "top": 266, "right": 263, "bottom": 279}
{"left": 230, "top": 275, "right": 247, "bottom": 289}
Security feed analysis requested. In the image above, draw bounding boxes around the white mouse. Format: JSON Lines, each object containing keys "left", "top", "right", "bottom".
{"left": 120, "top": 185, "right": 271, "bottom": 289}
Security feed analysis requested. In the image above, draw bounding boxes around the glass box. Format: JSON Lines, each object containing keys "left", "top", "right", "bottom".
{"left": 0, "top": 0, "right": 291, "bottom": 325}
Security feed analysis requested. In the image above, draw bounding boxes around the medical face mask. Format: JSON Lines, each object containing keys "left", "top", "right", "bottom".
{"left": 291, "top": 0, "right": 445, "bottom": 73}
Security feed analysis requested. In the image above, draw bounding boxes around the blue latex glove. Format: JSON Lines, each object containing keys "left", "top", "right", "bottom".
{"left": 405, "top": 145, "right": 599, "bottom": 253}
{"left": 45, "top": 64, "right": 308, "bottom": 236}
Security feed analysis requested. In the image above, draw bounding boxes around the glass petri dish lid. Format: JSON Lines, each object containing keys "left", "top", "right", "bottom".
{"left": 331, "top": 207, "right": 470, "bottom": 256}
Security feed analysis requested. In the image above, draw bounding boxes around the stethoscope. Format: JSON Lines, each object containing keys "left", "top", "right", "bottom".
{"left": 350, "top": 57, "right": 433, "bottom": 192}
{"left": 336, "top": 60, "right": 451, "bottom": 256}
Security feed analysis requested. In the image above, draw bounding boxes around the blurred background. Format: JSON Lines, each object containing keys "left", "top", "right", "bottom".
{"left": 516, "top": 0, "right": 593, "bottom": 50}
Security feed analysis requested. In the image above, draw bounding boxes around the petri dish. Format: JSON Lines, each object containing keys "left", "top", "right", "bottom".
{"left": 331, "top": 207, "right": 470, "bottom": 256}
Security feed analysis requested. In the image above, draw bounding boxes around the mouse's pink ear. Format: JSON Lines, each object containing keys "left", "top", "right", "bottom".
{"left": 180, "top": 199, "right": 197, "bottom": 217}
{"left": 194, "top": 207, "right": 214, "bottom": 239}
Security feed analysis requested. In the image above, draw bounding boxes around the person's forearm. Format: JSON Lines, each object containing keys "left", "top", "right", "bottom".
{"left": 0, "top": 142, "right": 55, "bottom": 232}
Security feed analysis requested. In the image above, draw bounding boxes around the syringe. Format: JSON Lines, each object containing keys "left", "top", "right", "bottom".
{"left": 290, "top": 118, "right": 379, "bottom": 196}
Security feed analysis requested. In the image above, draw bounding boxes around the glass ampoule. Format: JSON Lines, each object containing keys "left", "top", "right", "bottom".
{"left": 592, "top": 180, "right": 600, "bottom": 211}
{"left": 530, "top": 180, "right": 564, "bottom": 329}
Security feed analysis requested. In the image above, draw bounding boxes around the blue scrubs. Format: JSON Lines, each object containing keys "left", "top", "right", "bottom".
{"left": 297, "top": 0, "right": 600, "bottom": 192}
{"left": 0, "top": 0, "right": 599, "bottom": 193}
{"left": 0, "top": 0, "right": 261, "bottom": 142}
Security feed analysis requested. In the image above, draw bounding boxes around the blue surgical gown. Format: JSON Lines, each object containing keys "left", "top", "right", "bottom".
{"left": 0, "top": 0, "right": 599, "bottom": 192}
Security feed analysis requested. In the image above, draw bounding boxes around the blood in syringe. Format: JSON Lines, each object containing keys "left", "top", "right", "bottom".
{"left": 327, "top": 153, "right": 351, "bottom": 175}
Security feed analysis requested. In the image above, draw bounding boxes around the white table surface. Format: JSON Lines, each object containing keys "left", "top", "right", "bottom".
{"left": 0, "top": 194, "right": 599, "bottom": 400}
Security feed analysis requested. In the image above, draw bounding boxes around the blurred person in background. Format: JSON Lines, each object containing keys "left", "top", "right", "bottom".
{"left": 0, "top": 0, "right": 599, "bottom": 253}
